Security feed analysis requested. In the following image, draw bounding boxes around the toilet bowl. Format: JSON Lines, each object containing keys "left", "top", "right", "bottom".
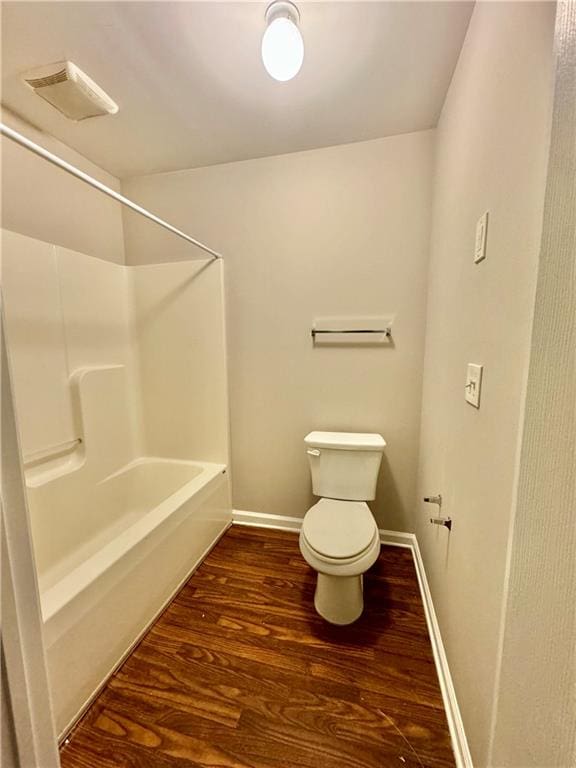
{"left": 299, "top": 498, "right": 380, "bottom": 624}
{"left": 299, "top": 431, "right": 385, "bottom": 625}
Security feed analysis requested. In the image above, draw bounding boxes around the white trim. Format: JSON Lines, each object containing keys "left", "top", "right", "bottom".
{"left": 410, "top": 536, "right": 473, "bottom": 768}
{"left": 232, "top": 509, "right": 472, "bottom": 767}
{"left": 233, "top": 509, "right": 413, "bottom": 549}
{"left": 232, "top": 509, "right": 303, "bottom": 531}
{"left": 1, "top": 309, "right": 61, "bottom": 768}
{"left": 378, "top": 529, "right": 415, "bottom": 549}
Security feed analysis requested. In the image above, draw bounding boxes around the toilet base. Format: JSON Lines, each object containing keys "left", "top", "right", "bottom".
{"left": 314, "top": 573, "right": 364, "bottom": 625}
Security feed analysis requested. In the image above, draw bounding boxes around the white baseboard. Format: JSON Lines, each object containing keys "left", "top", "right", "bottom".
{"left": 378, "top": 528, "right": 415, "bottom": 549}
{"left": 411, "top": 536, "right": 473, "bottom": 768}
{"left": 232, "top": 509, "right": 472, "bottom": 768}
{"left": 232, "top": 509, "right": 303, "bottom": 531}
{"left": 233, "top": 510, "right": 413, "bottom": 549}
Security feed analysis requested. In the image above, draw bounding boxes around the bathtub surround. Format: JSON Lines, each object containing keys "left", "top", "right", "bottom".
{"left": 415, "top": 2, "right": 556, "bottom": 765}
{"left": 1, "top": 111, "right": 125, "bottom": 264}
{"left": 1, "top": 231, "right": 230, "bottom": 471}
{"left": 132, "top": 261, "right": 229, "bottom": 462}
{"left": 123, "top": 130, "right": 434, "bottom": 534}
{"left": 2, "top": 231, "right": 231, "bottom": 734}
{"left": 1, "top": 233, "right": 136, "bottom": 460}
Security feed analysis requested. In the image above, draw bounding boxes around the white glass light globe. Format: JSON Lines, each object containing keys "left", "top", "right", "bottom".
{"left": 261, "top": 16, "right": 304, "bottom": 82}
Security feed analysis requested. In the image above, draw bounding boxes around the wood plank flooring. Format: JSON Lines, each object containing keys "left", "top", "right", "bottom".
{"left": 60, "top": 526, "right": 455, "bottom": 768}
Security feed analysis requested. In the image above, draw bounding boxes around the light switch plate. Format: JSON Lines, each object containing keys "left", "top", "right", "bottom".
{"left": 465, "top": 363, "right": 483, "bottom": 408}
{"left": 474, "top": 211, "right": 489, "bottom": 264}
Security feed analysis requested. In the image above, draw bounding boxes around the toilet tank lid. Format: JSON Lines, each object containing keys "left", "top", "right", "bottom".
{"left": 305, "top": 431, "right": 386, "bottom": 451}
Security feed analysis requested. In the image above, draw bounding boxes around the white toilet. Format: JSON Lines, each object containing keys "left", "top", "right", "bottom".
{"left": 299, "top": 430, "right": 386, "bottom": 625}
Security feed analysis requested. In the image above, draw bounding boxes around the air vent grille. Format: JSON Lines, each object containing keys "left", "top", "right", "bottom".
{"left": 24, "top": 69, "right": 68, "bottom": 89}
{"left": 21, "top": 61, "right": 118, "bottom": 121}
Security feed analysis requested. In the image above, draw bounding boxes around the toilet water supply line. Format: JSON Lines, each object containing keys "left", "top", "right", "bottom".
{"left": 423, "top": 494, "right": 452, "bottom": 531}
{"left": 0, "top": 122, "right": 223, "bottom": 261}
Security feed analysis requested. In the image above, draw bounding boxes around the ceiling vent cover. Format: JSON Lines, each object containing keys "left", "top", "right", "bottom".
{"left": 22, "top": 61, "right": 118, "bottom": 121}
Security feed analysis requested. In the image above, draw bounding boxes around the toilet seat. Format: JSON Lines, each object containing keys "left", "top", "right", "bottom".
{"left": 302, "top": 498, "right": 377, "bottom": 560}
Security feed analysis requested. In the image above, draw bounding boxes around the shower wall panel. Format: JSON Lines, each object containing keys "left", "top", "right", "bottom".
{"left": 1, "top": 230, "right": 74, "bottom": 457}
{"left": 132, "top": 259, "right": 229, "bottom": 465}
{"left": 2, "top": 230, "right": 230, "bottom": 476}
{"left": 1, "top": 229, "right": 142, "bottom": 465}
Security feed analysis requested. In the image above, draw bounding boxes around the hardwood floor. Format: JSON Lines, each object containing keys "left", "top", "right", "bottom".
{"left": 60, "top": 526, "right": 455, "bottom": 768}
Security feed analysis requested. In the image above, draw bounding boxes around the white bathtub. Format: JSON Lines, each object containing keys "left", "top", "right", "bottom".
{"left": 28, "top": 457, "right": 231, "bottom": 738}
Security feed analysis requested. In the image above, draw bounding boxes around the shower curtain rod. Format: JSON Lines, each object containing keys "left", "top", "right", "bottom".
{"left": 0, "top": 122, "right": 223, "bottom": 261}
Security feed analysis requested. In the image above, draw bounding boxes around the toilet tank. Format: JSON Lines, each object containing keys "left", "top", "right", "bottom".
{"left": 305, "top": 431, "right": 386, "bottom": 501}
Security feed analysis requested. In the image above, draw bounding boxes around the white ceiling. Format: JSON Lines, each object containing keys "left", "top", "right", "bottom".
{"left": 1, "top": 2, "right": 473, "bottom": 179}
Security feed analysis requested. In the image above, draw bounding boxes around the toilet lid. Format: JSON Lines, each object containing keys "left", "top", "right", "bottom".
{"left": 302, "top": 499, "right": 377, "bottom": 559}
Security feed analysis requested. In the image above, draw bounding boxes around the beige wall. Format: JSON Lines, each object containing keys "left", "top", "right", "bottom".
{"left": 415, "top": 3, "right": 555, "bottom": 766}
{"left": 1, "top": 110, "right": 125, "bottom": 264}
{"left": 490, "top": 2, "right": 576, "bottom": 764}
{"left": 122, "top": 131, "right": 434, "bottom": 532}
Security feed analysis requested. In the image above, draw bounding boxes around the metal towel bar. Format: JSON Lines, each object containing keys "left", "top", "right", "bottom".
{"left": 311, "top": 328, "right": 391, "bottom": 339}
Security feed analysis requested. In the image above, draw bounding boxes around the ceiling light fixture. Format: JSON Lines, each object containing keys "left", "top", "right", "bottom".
{"left": 261, "top": 1, "right": 304, "bottom": 82}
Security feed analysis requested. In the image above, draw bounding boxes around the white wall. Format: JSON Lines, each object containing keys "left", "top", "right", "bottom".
{"left": 415, "top": 3, "right": 555, "bottom": 765}
{"left": 1, "top": 110, "right": 125, "bottom": 264}
{"left": 122, "top": 131, "right": 433, "bottom": 532}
